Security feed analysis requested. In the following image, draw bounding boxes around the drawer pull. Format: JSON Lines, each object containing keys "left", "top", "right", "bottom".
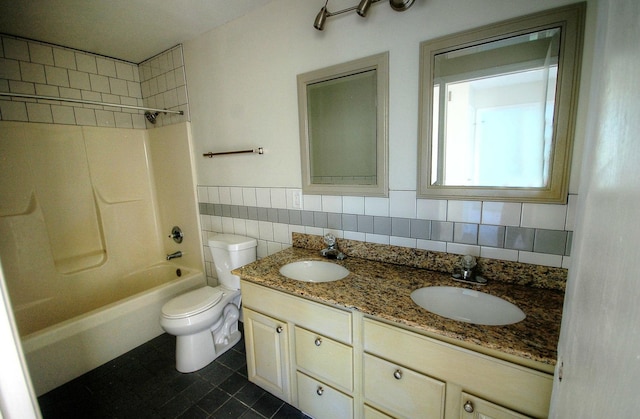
{"left": 316, "top": 386, "right": 324, "bottom": 396}
{"left": 314, "top": 337, "right": 322, "bottom": 346}
{"left": 276, "top": 326, "right": 283, "bottom": 334}
{"left": 393, "top": 369, "right": 403, "bottom": 380}
{"left": 463, "top": 400, "right": 474, "bottom": 413}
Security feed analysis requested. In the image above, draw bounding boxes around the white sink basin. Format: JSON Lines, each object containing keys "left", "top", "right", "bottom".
{"left": 279, "top": 261, "right": 349, "bottom": 283}
{"left": 410, "top": 286, "right": 525, "bottom": 326}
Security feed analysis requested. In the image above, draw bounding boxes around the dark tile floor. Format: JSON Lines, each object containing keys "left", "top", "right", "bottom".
{"left": 37, "top": 328, "right": 309, "bottom": 418}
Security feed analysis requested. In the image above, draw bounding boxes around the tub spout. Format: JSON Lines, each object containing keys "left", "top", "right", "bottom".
{"left": 166, "top": 251, "right": 182, "bottom": 260}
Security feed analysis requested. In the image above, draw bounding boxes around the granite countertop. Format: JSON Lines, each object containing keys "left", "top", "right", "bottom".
{"left": 234, "top": 246, "right": 564, "bottom": 370}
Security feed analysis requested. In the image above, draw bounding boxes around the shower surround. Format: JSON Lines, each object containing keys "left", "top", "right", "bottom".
{"left": 0, "top": 121, "right": 204, "bottom": 394}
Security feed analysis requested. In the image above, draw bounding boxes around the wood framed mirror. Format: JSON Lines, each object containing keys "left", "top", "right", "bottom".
{"left": 417, "top": 3, "right": 585, "bottom": 203}
{"left": 297, "top": 52, "right": 389, "bottom": 197}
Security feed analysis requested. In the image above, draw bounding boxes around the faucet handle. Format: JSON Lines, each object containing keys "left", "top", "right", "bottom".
{"left": 461, "top": 255, "right": 476, "bottom": 269}
{"left": 324, "top": 233, "right": 336, "bottom": 247}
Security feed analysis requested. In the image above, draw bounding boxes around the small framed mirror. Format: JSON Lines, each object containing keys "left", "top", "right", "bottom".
{"left": 417, "top": 3, "right": 585, "bottom": 203}
{"left": 297, "top": 52, "right": 389, "bottom": 197}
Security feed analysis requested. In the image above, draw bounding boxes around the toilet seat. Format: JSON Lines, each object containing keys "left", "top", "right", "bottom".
{"left": 162, "top": 287, "right": 224, "bottom": 319}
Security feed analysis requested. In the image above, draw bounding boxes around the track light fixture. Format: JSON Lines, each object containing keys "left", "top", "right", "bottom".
{"left": 314, "top": 0, "right": 415, "bottom": 31}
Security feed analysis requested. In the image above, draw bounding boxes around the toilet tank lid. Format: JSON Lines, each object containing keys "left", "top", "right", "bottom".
{"left": 208, "top": 234, "right": 257, "bottom": 251}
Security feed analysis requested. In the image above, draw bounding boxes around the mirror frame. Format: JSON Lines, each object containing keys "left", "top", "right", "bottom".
{"left": 297, "top": 52, "right": 389, "bottom": 197}
{"left": 417, "top": 3, "right": 585, "bottom": 203}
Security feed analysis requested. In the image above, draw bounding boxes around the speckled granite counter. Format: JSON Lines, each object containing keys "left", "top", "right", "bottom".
{"left": 234, "top": 245, "right": 564, "bottom": 371}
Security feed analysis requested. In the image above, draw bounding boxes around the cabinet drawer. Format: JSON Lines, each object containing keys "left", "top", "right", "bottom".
{"left": 460, "top": 392, "right": 533, "bottom": 419}
{"left": 296, "top": 371, "right": 353, "bottom": 419}
{"left": 295, "top": 326, "right": 353, "bottom": 392}
{"left": 363, "top": 353, "right": 445, "bottom": 419}
{"left": 364, "top": 405, "right": 394, "bottom": 419}
{"left": 242, "top": 281, "right": 352, "bottom": 343}
{"left": 363, "top": 318, "right": 552, "bottom": 418}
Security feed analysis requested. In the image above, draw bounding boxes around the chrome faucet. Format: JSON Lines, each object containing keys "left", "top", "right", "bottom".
{"left": 166, "top": 251, "right": 182, "bottom": 260}
{"left": 452, "top": 255, "right": 487, "bottom": 285}
{"left": 320, "top": 233, "right": 346, "bottom": 260}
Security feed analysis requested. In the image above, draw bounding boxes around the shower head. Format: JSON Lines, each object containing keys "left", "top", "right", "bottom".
{"left": 145, "top": 111, "right": 160, "bottom": 124}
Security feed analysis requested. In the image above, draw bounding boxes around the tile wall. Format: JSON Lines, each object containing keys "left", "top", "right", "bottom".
{"left": 198, "top": 185, "right": 576, "bottom": 283}
{"left": 0, "top": 34, "right": 188, "bottom": 128}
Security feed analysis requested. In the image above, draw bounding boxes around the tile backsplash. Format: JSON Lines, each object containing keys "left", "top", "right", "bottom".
{"left": 198, "top": 185, "right": 575, "bottom": 283}
{"left": 0, "top": 34, "right": 188, "bottom": 128}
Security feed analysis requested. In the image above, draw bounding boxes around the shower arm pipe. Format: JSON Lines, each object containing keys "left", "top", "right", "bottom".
{"left": 203, "top": 148, "right": 264, "bottom": 158}
{"left": 0, "top": 92, "right": 184, "bottom": 115}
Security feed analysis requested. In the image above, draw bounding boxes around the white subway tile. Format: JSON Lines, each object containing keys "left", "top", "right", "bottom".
{"left": 304, "top": 226, "right": 323, "bottom": 236}
{"left": 207, "top": 187, "right": 220, "bottom": 204}
{"left": 344, "top": 231, "right": 366, "bottom": 241}
{"left": 390, "top": 190, "right": 416, "bottom": 218}
{"left": 245, "top": 220, "right": 260, "bottom": 239}
{"left": 521, "top": 203, "right": 567, "bottom": 230}
{"left": 416, "top": 239, "right": 447, "bottom": 252}
{"left": 480, "top": 247, "right": 518, "bottom": 262}
{"left": 3, "top": 38, "right": 29, "bottom": 61}
{"left": 270, "top": 188, "right": 287, "bottom": 209}
{"left": 197, "top": 187, "right": 208, "bottom": 203}
{"left": 365, "top": 233, "right": 390, "bottom": 245}
{"left": 210, "top": 216, "right": 222, "bottom": 232}
{"left": 562, "top": 256, "right": 571, "bottom": 269}
{"left": 390, "top": 237, "right": 417, "bottom": 248}
{"left": 114, "top": 112, "right": 133, "bottom": 129}
{"left": 96, "top": 57, "right": 116, "bottom": 77}
{"left": 481, "top": 202, "right": 521, "bottom": 226}
{"left": 218, "top": 186, "right": 231, "bottom": 204}
{"left": 109, "top": 77, "right": 128, "bottom": 96}
{"left": 115, "top": 61, "right": 135, "bottom": 81}
{"left": 75, "top": 53, "right": 97, "bottom": 74}
{"left": 29, "top": 43, "right": 54, "bottom": 65}
{"left": 258, "top": 221, "right": 274, "bottom": 241}
{"left": 446, "top": 243, "right": 480, "bottom": 257}
{"left": 242, "top": 188, "right": 257, "bottom": 207}
{"left": 0, "top": 100, "right": 29, "bottom": 122}
{"left": 364, "top": 197, "right": 389, "bottom": 216}
{"left": 416, "top": 199, "right": 447, "bottom": 221}
{"left": 95, "top": 110, "right": 115, "bottom": 127}
{"left": 73, "top": 108, "right": 96, "bottom": 126}
{"left": 51, "top": 105, "right": 76, "bottom": 125}
{"left": 0, "top": 58, "right": 21, "bottom": 80}
{"left": 256, "top": 188, "right": 271, "bottom": 207}
{"left": 20, "top": 62, "right": 46, "bottom": 84}
{"left": 230, "top": 187, "right": 244, "bottom": 205}
{"left": 322, "top": 195, "right": 342, "bottom": 213}
{"left": 232, "top": 219, "right": 247, "bottom": 236}
{"left": 26, "top": 103, "right": 52, "bottom": 123}
{"left": 518, "top": 251, "right": 563, "bottom": 267}
{"left": 53, "top": 48, "right": 76, "bottom": 70}
{"left": 303, "top": 194, "right": 322, "bottom": 211}
{"left": 221, "top": 217, "right": 235, "bottom": 234}
{"left": 343, "top": 196, "right": 365, "bottom": 215}
{"left": 267, "top": 242, "right": 284, "bottom": 256}
{"left": 447, "top": 200, "right": 481, "bottom": 223}
{"left": 273, "top": 223, "right": 290, "bottom": 244}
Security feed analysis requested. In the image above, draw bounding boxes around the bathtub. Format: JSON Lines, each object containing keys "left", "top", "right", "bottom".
{"left": 20, "top": 263, "right": 205, "bottom": 396}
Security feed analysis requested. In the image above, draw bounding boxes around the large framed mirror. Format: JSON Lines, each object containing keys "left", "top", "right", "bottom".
{"left": 297, "top": 52, "right": 389, "bottom": 197}
{"left": 417, "top": 3, "right": 585, "bottom": 203}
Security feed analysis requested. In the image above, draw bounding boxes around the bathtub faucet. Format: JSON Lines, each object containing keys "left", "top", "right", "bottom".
{"left": 166, "top": 251, "right": 182, "bottom": 260}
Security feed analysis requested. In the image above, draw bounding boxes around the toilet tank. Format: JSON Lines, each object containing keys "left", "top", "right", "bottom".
{"left": 208, "top": 234, "right": 257, "bottom": 289}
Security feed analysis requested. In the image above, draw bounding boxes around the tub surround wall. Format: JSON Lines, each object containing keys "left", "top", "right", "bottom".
{"left": 0, "top": 121, "right": 202, "bottom": 337}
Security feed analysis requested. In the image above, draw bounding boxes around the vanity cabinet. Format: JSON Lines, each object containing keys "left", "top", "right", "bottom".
{"left": 363, "top": 318, "right": 551, "bottom": 419}
{"left": 241, "top": 279, "right": 552, "bottom": 419}
{"left": 241, "top": 280, "right": 354, "bottom": 417}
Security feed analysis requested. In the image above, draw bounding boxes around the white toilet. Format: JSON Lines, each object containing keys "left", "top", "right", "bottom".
{"left": 160, "top": 234, "right": 257, "bottom": 373}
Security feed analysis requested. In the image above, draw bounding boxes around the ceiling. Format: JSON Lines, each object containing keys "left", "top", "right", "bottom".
{"left": 0, "top": 0, "right": 274, "bottom": 63}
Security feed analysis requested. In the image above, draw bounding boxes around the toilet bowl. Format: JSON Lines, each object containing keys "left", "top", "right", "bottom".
{"left": 160, "top": 234, "right": 257, "bottom": 373}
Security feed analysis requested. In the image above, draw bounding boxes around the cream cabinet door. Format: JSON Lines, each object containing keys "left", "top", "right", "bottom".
{"left": 363, "top": 353, "right": 446, "bottom": 418}
{"left": 243, "top": 308, "right": 291, "bottom": 403}
{"left": 460, "top": 393, "right": 533, "bottom": 419}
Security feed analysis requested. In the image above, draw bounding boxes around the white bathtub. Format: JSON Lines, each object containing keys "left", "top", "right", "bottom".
{"left": 20, "top": 263, "right": 205, "bottom": 396}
